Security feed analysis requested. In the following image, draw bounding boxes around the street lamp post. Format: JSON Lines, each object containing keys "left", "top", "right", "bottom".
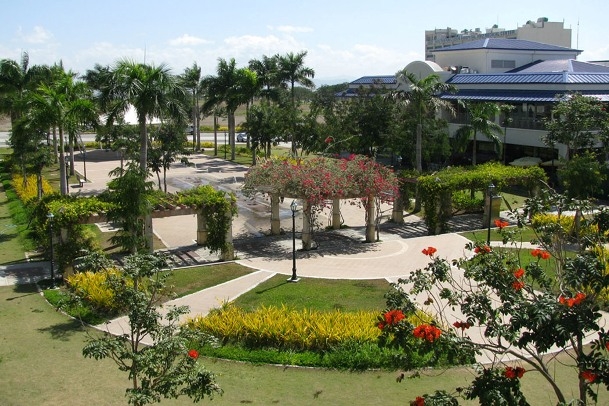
{"left": 47, "top": 212, "right": 56, "bottom": 288}
{"left": 487, "top": 183, "right": 496, "bottom": 245}
{"left": 288, "top": 200, "right": 300, "bottom": 283}
{"left": 224, "top": 132, "right": 227, "bottom": 160}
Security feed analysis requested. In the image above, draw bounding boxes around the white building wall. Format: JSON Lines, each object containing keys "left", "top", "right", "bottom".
{"left": 517, "top": 22, "right": 572, "bottom": 48}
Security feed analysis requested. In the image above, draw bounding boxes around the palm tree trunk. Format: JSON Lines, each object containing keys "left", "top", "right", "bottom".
{"left": 472, "top": 131, "right": 478, "bottom": 166}
{"left": 229, "top": 111, "right": 236, "bottom": 161}
{"left": 59, "top": 128, "right": 67, "bottom": 195}
{"left": 138, "top": 116, "right": 147, "bottom": 171}
{"left": 416, "top": 123, "right": 422, "bottom": 172}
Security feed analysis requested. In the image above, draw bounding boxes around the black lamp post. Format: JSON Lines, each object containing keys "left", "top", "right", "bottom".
{"left": 288, "top": 200, "right": 300, "bottom": 282}
{"left": 487, "top": 183, "right": 496, "bottom": 245}
{"left": 47, "top": 212, "right": 56, "bottom": 288}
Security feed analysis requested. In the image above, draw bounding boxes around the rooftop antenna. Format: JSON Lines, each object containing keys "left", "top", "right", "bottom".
{"left": 576, "top": 19, "right": 580, "bottom": 50}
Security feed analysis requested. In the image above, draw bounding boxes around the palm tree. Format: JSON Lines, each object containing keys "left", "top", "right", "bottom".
{"left": 202, "top": 58, "right": 257, "bottom": 161}
{"left": 180, "top": 62, "right": 202, "bottom": 150}
{"left": 277, "top": 51, "right": 315, "bottom": 155}
{"left": 248, "top": 54, "right": 281, "bottom": 103}
{"left": 456, "top": 102, "right": 502, "bottom": 166}
{"left": 29, "top": 69, "right": 97, "bottom": 195}
{"left": 0, "top": 52, "right": 50, "bottom": 130}
{"left": 100, "top": 59, "right": 188, "bottom": 170}
{"left": 392, "top": 70, "right": 456, "bottom": 172}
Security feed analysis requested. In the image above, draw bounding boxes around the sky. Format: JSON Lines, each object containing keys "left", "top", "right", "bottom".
{"left": 2, "top": 0, "right": 609, "bottom": 86}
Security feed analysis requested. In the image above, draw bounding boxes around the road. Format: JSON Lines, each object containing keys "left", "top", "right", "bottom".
{"left": 0, "top": 132, "right": 239, "bottom": 147}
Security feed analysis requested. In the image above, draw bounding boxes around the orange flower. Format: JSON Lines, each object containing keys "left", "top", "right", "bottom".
{"left": 413, "top": 324, "right": 442, "bottom": 342}
{"left": 531, "top": 249, "right": 550, "bottom": 259}
{"left": 412, "top": 396, "right": 425, "bottom": 406}
{"left": 474, "top": 245, "right": 491, "bottom": 254}
{"left": 422, "top": 246, "right": 437, "bottom": 256}
{"left": 559, "top": 292, "right": 586, "bottom": 307}
{"left": 188, "top": 349, "right": 199, "bottom": 359}
{"left": 581, "top": 370, "right": 597, "bottom": 383}
{"left": 513, "top": 268, "right": 525, "bottom": 279}
{"left": 494, "top": 219, "right": 509, "bottom": 229}
{"left": 504, "top": 366, "right": 526, "bottom": 379}
{"left": 383, "top": 309, "right": 405, "bottom": 326}
{"left": 453, "top": 321, "right": 472, "bottom": 330}
{"left": 512, "top": 281, "right": 525, "bottom": 291}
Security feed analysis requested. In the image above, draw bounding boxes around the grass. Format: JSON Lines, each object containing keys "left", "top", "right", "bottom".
{"left": 165, "top": 263, "right": 252, "bottom": 298}
{"left": 233, "top": 274, "right": 389, "bottom": 312}
{"left": 1, "top": 283, "right": 606, "bottom": 405}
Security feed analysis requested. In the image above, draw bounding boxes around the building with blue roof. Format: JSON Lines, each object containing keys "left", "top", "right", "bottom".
{"left": 345, "top": 38, "right": 609, "bottom": 162}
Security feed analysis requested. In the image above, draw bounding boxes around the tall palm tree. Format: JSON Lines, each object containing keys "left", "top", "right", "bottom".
{"left": 392, "top": 70, "right": 456, "bottom": 172}
{"left": 0, "top": 52, "right": 50, "bottom": 130}
{"left": 277, "top": 51, "right": 315, "bottom": 155}
{"left": 29, "top": 69, "right": 97, "bottom": 195}
{"left": 100, "top": 59, "right": 187, "bottom": 170}
{"left": 202, "top": 58, "right": 257, "bottom": 161}
{"left": 180, "top": 62, "right": 202, "bottom": 150}
{"left": 248, "top": 54, "right": 281, "bottom": 103}
{"left": 455, "top": 102, "right": 502, "bottom": 166}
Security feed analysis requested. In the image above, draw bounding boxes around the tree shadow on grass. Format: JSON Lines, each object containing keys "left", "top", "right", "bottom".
{"left": 37, "top": 318, "right": 85, "bottom": 341}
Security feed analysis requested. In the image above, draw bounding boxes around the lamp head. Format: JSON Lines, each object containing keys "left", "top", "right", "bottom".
{"left": 290, "top": 200, "right": 298, "bottom": 213}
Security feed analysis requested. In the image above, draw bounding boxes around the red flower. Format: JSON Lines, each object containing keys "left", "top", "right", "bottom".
{"left": 494, "top": 219, "right": 509, "bottom": 229}
{"left": 559, "top": 292, "right": 586, "bottom": 307}
{"left": 422, "top": 246, "right": 437, "bottom": 256}
{"left": 324, "top": 136, "right": 333, "bottom": 144}
{"left": 474, "top": 245, "right": 491, "bottom": 254}
{"left": 531, "top": 249, "right": 550, "bottom": 260}
{"left": 504, "top": 366, "right": 526, "bottom": 379}
{"left": 188, "top": 349, "right": 199, "bottom": 359}
{"left": 581, "top": 370, "right": 597, "bottom": 383}
{"left": 453, "top": 321, "right": 472, "bottom": 330}
{"left": 605, "top": 341, "right": 609, "bottom": 352}
{"left": 377, "top": 321, "right": 386, "bottom": 330}
{"left": 411, "top": 396, "right": 425, "bottom": 406}
{"left": 512, "top": 280, "right": 525, "bottom": 291}
{"left": 413, "top": 324, "right": 442, "bottom": 342}
{"left": 383, "top": 309, "right": 405, "bottom": 326}
{"left": 513, "top": 268, "right": 525, "bottom": 279}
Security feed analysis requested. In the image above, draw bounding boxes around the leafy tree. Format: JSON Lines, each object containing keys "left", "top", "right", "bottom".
{"left": 248, "top": 54, "right": 281, "bottom": 103}
{"left": 0, "top": 52, "right": 50, "bottom": 130}
{"left": 105, "top": 162, "right": 154, "bottom": 253}
{"left": 82, "top": 253, "right": 221, "bottom": 406}
{"left": 148, "top": 124, "right": 189, "bottom": 192}
{"left": 202, "top": 58, "right": 257, "bottom": 161}
{"left": 391, "top": 70, "right": 456, "bottom": 172}
{"left": 454, "top": 101, "right": 503, "bottom": 166}
{"left": 244, "top": 103, "right": 285, "bottom": 164}
{"left": 543, "top": 93, "right": 609, "bottom": 160}
{"left": 180, "top": 62, "right": 202, "bottom": 150}
{"left": 277, "top": 51, "right": 315, "bottom": 155}
{"left": 98, "top": 59, "right": 188, "bottom": 171}
{"left": 380, "top": 189, "right": 609, "bottom": 405}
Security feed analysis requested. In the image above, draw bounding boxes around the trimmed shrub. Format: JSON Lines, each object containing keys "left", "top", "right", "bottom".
{"left": 66, "top": 268, "right": 122, "bottom": 313}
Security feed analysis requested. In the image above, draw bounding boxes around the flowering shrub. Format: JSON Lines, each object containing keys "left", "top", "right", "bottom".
{"left": 381, "top": 190, "right": 609, "bottom": 404}
{"left": 12, "top": 174, "right": 53, "bottom": 203}
{"left": 242, "top": 155, "right": 398, "bottom": 208}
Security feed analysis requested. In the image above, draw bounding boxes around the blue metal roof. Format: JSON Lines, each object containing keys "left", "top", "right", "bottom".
{"left": 508, "top": 59, "right": 609, "bottom": 73}
{"left": 434, "top": 38, "right": 581, "bottom": 53}
{"left": 447, "top": 72, "right": 609, "bottom": 85}
{"left": 350, "top": 75, "right": 397, "bottom": 85}
{"left": 440, "top": 89, "right": 609, "bottom": 102}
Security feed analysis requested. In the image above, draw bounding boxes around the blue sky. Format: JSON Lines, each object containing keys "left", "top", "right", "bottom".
{"left": 2, "top": 0, "right": 608, "bottom": 85}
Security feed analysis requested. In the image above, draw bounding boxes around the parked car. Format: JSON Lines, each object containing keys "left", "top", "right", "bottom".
{"left": 236, "top": 132, "right": 247, "bottom": 142}
{"left": 185, "top": 125, "right": 194, "bottom": 135}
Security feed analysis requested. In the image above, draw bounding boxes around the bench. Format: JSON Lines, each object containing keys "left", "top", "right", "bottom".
{"left": 76, "top": 174, "right": 84, "bottom": 187}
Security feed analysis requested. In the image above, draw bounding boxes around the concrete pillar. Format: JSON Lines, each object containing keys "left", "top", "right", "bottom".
{"left": 221, "top": 206, "right": 234, "bottom": 261}
{"left": 332, "top": 199, "right": 341, "bottom": 229}
{"left": 392, "top": 194, "right": 404, "bottom": 224}
{"left": 365, "top": 195, "right": 376, "bottom": 242}
{"left": 301, "top": 200, "right": 312, "bottom": 250}
{"left": 196, "top": 212, "right": 208, "bottom": 245}
{"left": 270, "top": 193, "right": 281, "bottom": 235}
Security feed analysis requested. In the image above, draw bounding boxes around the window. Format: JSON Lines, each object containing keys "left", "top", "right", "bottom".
{"left": 491, "top": 60, "right": 516, "bottom": 69}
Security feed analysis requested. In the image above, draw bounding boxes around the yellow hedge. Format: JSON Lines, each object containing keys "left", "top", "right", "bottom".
{"left": 66, "top": 268, "right": 122, "bottom": 312}
{"left": 12, "top": 174, "right": 53, "bottom": 203}
{"left": 188, "top": 304, "right": 432, "bottom": 352}
{"left": 531, "top": 213, "right": 598, "bottom": 238}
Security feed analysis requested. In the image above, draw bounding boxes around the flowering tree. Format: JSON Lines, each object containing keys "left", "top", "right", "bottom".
{"left": 243, "top": 154, "right": 398, "bottom": 208}
{"left": 82, "top": 254, "right": 221, "bottom": 405}
{"left": 379, "top": 189, "right": 609, "bottom": 405}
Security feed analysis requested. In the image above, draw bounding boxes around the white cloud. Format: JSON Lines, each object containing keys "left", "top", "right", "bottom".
{"left": 18, "top": 25, "right": 53, "bottom": 44}
{"left": 168, "top": 34, "right": 212, "bottom": 46}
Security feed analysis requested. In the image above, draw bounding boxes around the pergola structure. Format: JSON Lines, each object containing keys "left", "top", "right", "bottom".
{"left": 242, "top": 155, "right": 400, "bottom": 249}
